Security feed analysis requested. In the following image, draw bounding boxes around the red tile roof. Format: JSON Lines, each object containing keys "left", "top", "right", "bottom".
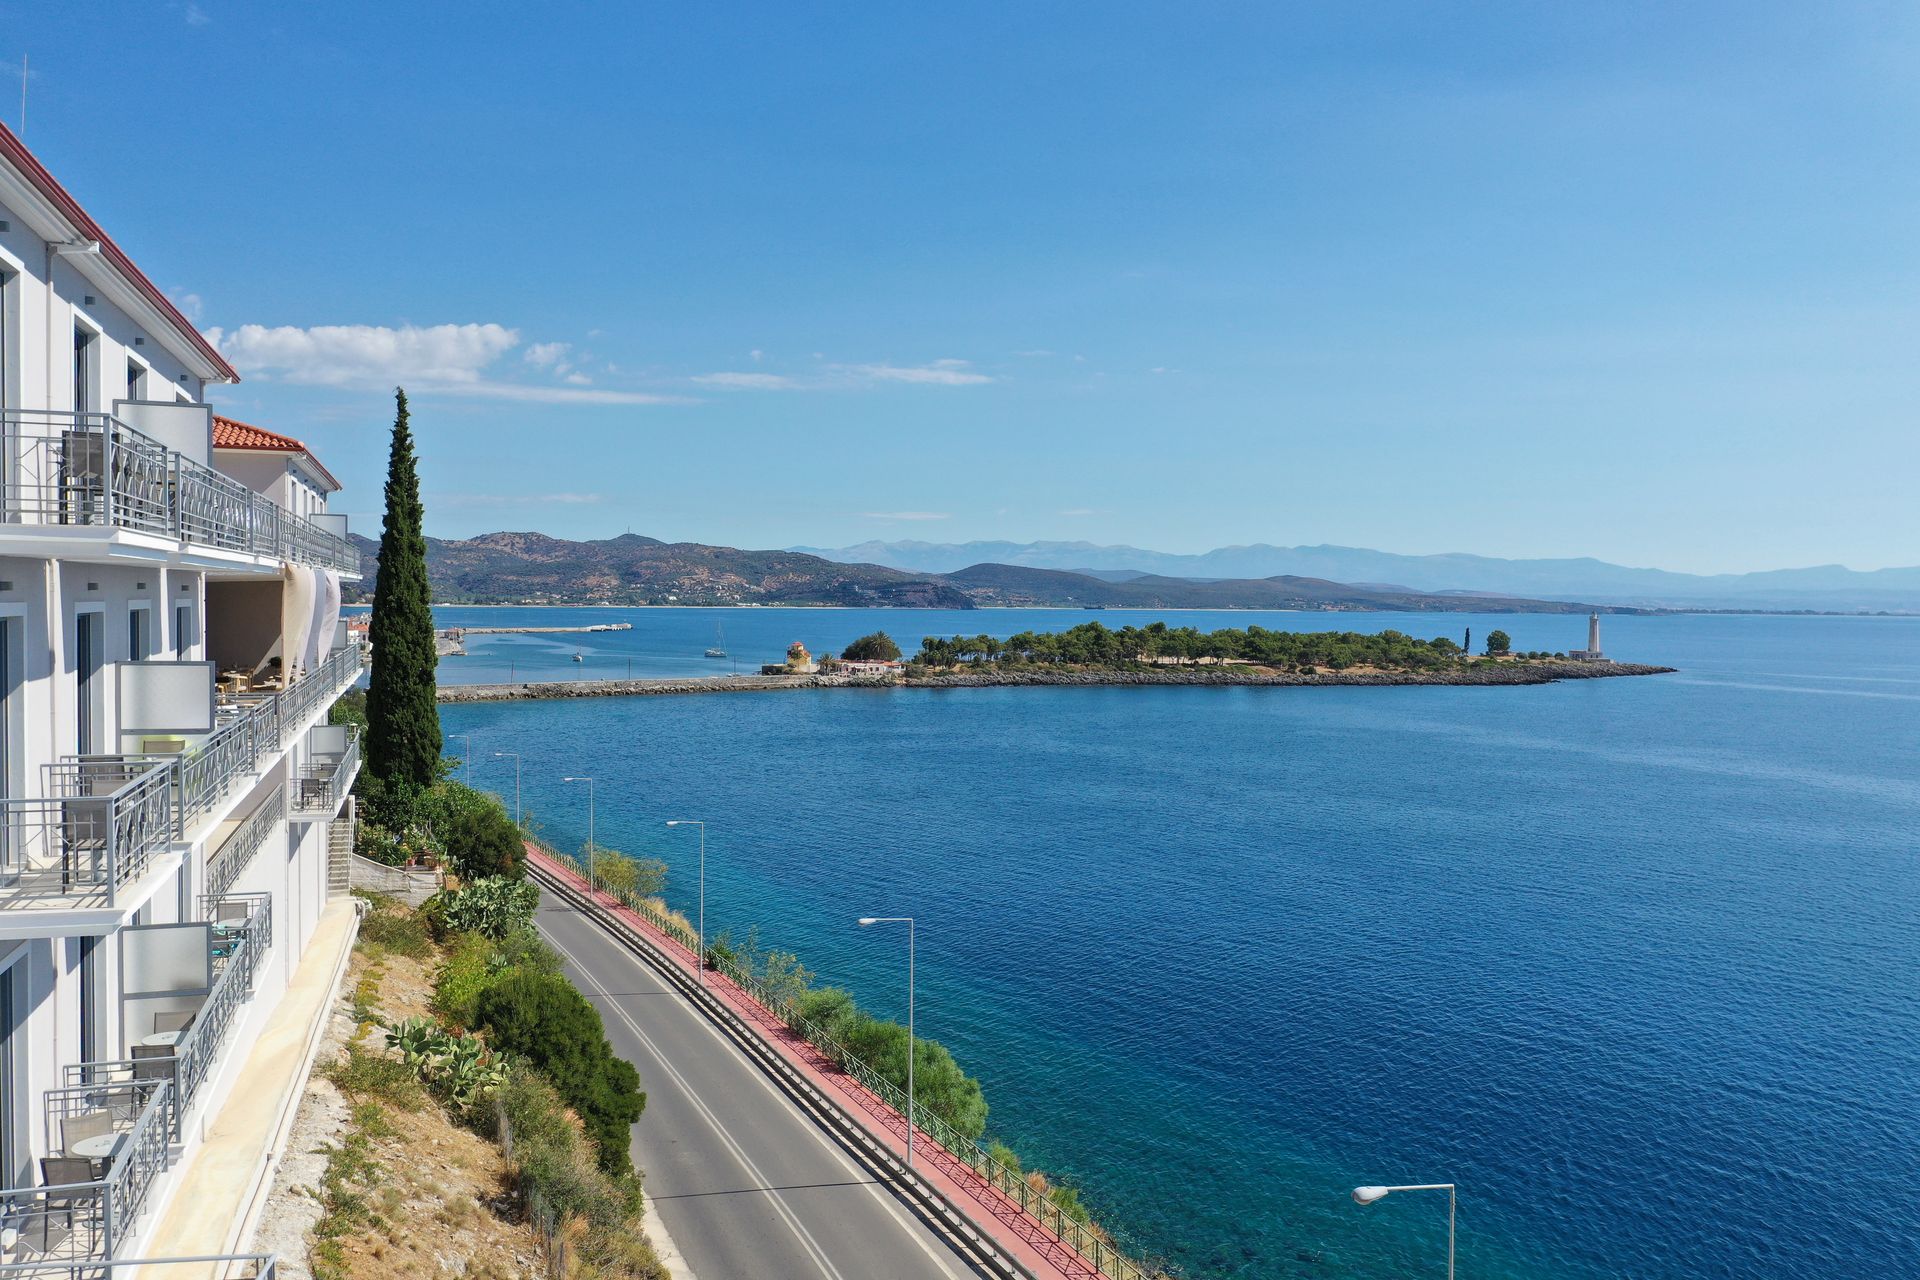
{"left": 0, "top": 123, "right": 239, "bottom": 384}
{"left": 213, "top": 415, "right": 341, "bottom": 490}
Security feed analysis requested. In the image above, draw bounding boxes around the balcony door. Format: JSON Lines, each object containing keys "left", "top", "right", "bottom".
{"left": 75, "top": 608, "right": 104, "bottom": 755}
{"left": 73, "top": 323, "right": 97, "bottom": 414}
{"left": 129, "top": 605, "right": 151, "bottom": 662}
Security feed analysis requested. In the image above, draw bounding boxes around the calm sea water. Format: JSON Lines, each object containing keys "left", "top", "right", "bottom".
{"left": 425, "top": 607, "right": 1920, "bottom": 1279}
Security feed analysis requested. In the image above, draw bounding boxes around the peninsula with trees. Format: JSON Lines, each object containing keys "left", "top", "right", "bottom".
{"left": 438, "top": 621, "right": 1673, "bottom": 703}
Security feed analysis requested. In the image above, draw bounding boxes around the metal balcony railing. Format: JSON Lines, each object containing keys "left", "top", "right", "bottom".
{"left": 204, "top": 791, "right": 284, "bottom": 905}
{"left": 0, "top": 1257, "right": 280, "bottom": 1279}
{"left": 0, "top": 645, "right": 361, "bottom": 912}
{"left": 291, "top": 727, "right": 360, "bottom": 818}
{"left": 0, "top": 1076, "right": 172, "bottom": 1269}
{"left": 63, "top": 893, "right": 272, "bottom": 1142}
{"left": 0, "top": 760, "right": 177, "bottom": 908}
{"left": 0, "top": 409, "right": 358, "bottom": 574}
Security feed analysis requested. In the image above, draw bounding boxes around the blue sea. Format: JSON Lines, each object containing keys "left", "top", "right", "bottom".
{"left": 419, "top": 607, "right": 1920, "bottom": 1279}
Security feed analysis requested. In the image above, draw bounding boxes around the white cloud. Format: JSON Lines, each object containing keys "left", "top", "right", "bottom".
{"left": 847, "top": 358, "right": 991, "bottom": 386}
{"left": 168, "top": 290, "right": 205, "bottom": 322}
{"left": 864, "top": 511, "right": 951, "bottom": 521}
{"left": 211, "top": 322, "right": 679, "bottom": 405}
{"left": 563, "top": 372, "right": 592, "bottom": 385}
{"left": 750, "top": 348, "right": 765, "bottom": 362}
{"left": 695, "top": 372, "right": 801, "bottom": 390}
{"left": 1060, "top": 507, "right": 1098, "bottom": 517}
{"left": 185, "top": 3, "right": 210, "bottom": 25}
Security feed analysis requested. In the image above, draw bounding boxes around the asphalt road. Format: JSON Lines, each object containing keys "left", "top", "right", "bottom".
{"left": 536, "top": 899, "right": 994, "bottom": 1280}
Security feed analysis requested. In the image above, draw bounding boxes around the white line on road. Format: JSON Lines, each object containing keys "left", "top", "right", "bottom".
{"left": 545, "top": 911, "right": 978, "bottom": 1280}
{"left": 544, "top": 923, "right": 849, "bottom": 1280}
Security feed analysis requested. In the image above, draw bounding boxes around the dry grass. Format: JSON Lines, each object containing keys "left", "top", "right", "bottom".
{"left": 307, "top": 912, "right": 541, "bottom": 1280}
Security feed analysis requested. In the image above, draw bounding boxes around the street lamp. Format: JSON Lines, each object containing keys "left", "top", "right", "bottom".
{"left": 1351, "top": 1183, "right": 1456, "bottom": 1280}
{"left": 665, "top": 821, "right": 705, "bottom": 985}
{"left": 563, "top": 776, "right": 594, "bottom": 885}
{"left": 857, "top": 915, "right": 915, "bottom": 1168}
{"left": 449, "top": 733, "right": 472, "bottom": 778}
{"left": 491, "top": 752, "right": 521, "bottom": 826}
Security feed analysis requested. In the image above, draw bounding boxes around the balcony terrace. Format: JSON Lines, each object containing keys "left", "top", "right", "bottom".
{"left": 290, "top": 726, "right": 360, "bottom": 820}
{"left": 0, "top": 644, "right": 363, "bottom": 920}
{"left": 0, "top": 409, "right": 357, "bottom": 574}
{"left": 0, "top": 893, "right": 273, "bottom": 1273}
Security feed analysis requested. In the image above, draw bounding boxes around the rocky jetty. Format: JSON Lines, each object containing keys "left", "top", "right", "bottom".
{"left": 437, "top": 661, "right": 1673, "bottom": 702}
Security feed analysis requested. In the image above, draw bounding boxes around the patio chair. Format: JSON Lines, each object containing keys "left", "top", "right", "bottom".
{"left": 58, "top": 1110, "right": 113, "bottom": 1154}
{"left": 59, "top": 1111, "right": 116, "bottom": 1178}
{"left": 37, "top": 1158, "right": 96, "bottom": 1229}
{"left": 152, "top": 1010, "right": 194, "bottom": 1036}
{"left": 130, "top": 1044, "right": 176, "bottom": 1083}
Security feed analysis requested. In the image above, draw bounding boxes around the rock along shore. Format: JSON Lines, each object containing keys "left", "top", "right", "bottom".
{"left": 436, "top": 661, "right": 1674, "bottom": 703}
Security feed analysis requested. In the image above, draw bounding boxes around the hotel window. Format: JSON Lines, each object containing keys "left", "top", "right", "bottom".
{"left": 75, "top": 609, "right": 103, "bottom": 755}
{"left": 176, "top": 602, "right": 195, "bottom": 657}
{"left": 129, "top": 606, "right": 151, "bottom": 662}
{"left": 73, "top": 323, "right": 97, "bottom": 413}
{"left": 127, "top": 357, "right": 147, "bottom": 401}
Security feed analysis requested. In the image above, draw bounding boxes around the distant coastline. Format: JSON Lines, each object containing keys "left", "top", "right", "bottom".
{"left": 437, "top": 660, "right": 1675, "bottom": 703}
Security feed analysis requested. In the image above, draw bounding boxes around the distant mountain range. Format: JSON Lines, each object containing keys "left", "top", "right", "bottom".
{"left": 791, "top": 540, "right": 1920, "bottom": 612}
{"left": 347, "top": 532, "right": 1631, "bottom": 615}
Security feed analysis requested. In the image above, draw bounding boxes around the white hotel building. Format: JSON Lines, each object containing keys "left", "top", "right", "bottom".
{"left": 0, "top": 123, "right": 363, "bottom": 1276}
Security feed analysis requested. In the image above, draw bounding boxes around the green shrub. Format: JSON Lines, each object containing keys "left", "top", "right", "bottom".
{"left": 492, "top": 927, "right": 563, "bottom": 977}
{"left": 422, "top": 781, "right": 525, "bottom": 880}
{"left": 358, "top": 907, "right": 433, "bottom": 959}
{"left": 838, "top": 1016, "right": 988, "bottom": 1140}
{"left": 324, "top": 1044, "right": 424, "bottom": 1109}
{"left": 475, "top": 969, "right": 645, "bottom": 1175}
{"left": 431, "top": 933, "right": 498, "bottom": 1028}
{"left": 427, "top": 878, "right": 539, "bottom": 941}
{"left": 496, "top": 1071, "right": 664, "bottom": 1278}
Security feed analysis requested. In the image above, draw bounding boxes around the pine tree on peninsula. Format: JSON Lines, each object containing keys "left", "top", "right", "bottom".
{"left": 365, "top": 388, "right": 442, "bottom": 809}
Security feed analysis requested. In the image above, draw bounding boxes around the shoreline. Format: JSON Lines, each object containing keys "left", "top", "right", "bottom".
{"left": 436, "top": 660, "right": 1676, "bottom": 702}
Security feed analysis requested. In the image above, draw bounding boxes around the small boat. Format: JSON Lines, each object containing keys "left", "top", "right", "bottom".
{"left": 704, "top": 621, "right": 728, "bottom": 659}
{"left": 571, "top": 651, "right": 584, "bottom": 663}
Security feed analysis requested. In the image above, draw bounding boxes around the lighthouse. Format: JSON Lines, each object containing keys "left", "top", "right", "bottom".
{"left": 1570, "top": 613, "right": 1609, "bottom": 662}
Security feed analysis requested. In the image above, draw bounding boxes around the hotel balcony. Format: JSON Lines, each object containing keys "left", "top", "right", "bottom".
{"left": 0, "top": 644, "right": 363, "bottom": 926}
{"left": 290, "top": 726, "right": 360, "bottom": 820}
{"left": 0, "top": 409, "right": 357, "bottom": 575}
{"left": 0, "top": 893, "right": 273, "bottom": 1272}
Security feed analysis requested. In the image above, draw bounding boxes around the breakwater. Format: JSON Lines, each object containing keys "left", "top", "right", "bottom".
{"left": 437, "top": 660, "right": 1673, "bottom": 702}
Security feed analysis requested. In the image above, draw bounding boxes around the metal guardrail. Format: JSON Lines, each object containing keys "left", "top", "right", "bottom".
{"left": 0, "top": 759, "right": 177, "bottom": 908}
{"left": 535, "top": 842, "right": 1158, "bottom": 1280}
{"left": 0, "top": 409, "right": 358, "bottom": 573}
{"left": 0, "top": 1077, "right": 173, "bottom": 1269}
{"left": 204, "top": 792, "right": 284, "bottom": 905}
{"left": 291, "top": 726, "right": 360, "bottom": 817}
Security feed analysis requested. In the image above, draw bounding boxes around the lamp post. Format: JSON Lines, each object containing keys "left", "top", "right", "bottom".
{"left": 563, "top": 776, "right": 594, "bottom": 886}
{"left": 1351, "top": 1183, "right": 1456, "bottom": 1280}
{"left": 665, "top": 821, "right": 705, "bottom": 984}
{"left": 450, "top": 733, "right": 472, "bottom": 778}
{"left": 857, "top": 915, "right": 915, "bottom": 1168}
{"left": 491, "top": 751, "right": 521, "bottom": 826}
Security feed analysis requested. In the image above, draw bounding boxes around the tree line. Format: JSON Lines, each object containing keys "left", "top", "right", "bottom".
{"left": 912, "top": 620, "right": 1511, "bottom": 672}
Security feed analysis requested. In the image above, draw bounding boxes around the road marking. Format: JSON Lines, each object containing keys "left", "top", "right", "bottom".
{"left": 544, "top": 905, "right": 978, "bottom": 1280}
{"left": 543, "top": 920, "right": 848, "bottom": 1280}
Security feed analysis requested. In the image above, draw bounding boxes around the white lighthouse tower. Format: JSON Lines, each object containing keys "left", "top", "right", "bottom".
{"left": 1571, "top": 612, "right": 1609, "bottom": 662}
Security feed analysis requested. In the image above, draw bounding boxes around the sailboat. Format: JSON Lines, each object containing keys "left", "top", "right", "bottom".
{"left": 704, "top": 622, "right": 728, "bottom": 659}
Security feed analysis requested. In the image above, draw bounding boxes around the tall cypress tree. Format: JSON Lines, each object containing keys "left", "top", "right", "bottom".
{"left": 366, "top": 388, "right": 441, "bottom": 798}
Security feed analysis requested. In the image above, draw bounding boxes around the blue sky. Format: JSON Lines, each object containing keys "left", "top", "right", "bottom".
{"left": 4, "top": 3, "right": 1915, "bottom": 572}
